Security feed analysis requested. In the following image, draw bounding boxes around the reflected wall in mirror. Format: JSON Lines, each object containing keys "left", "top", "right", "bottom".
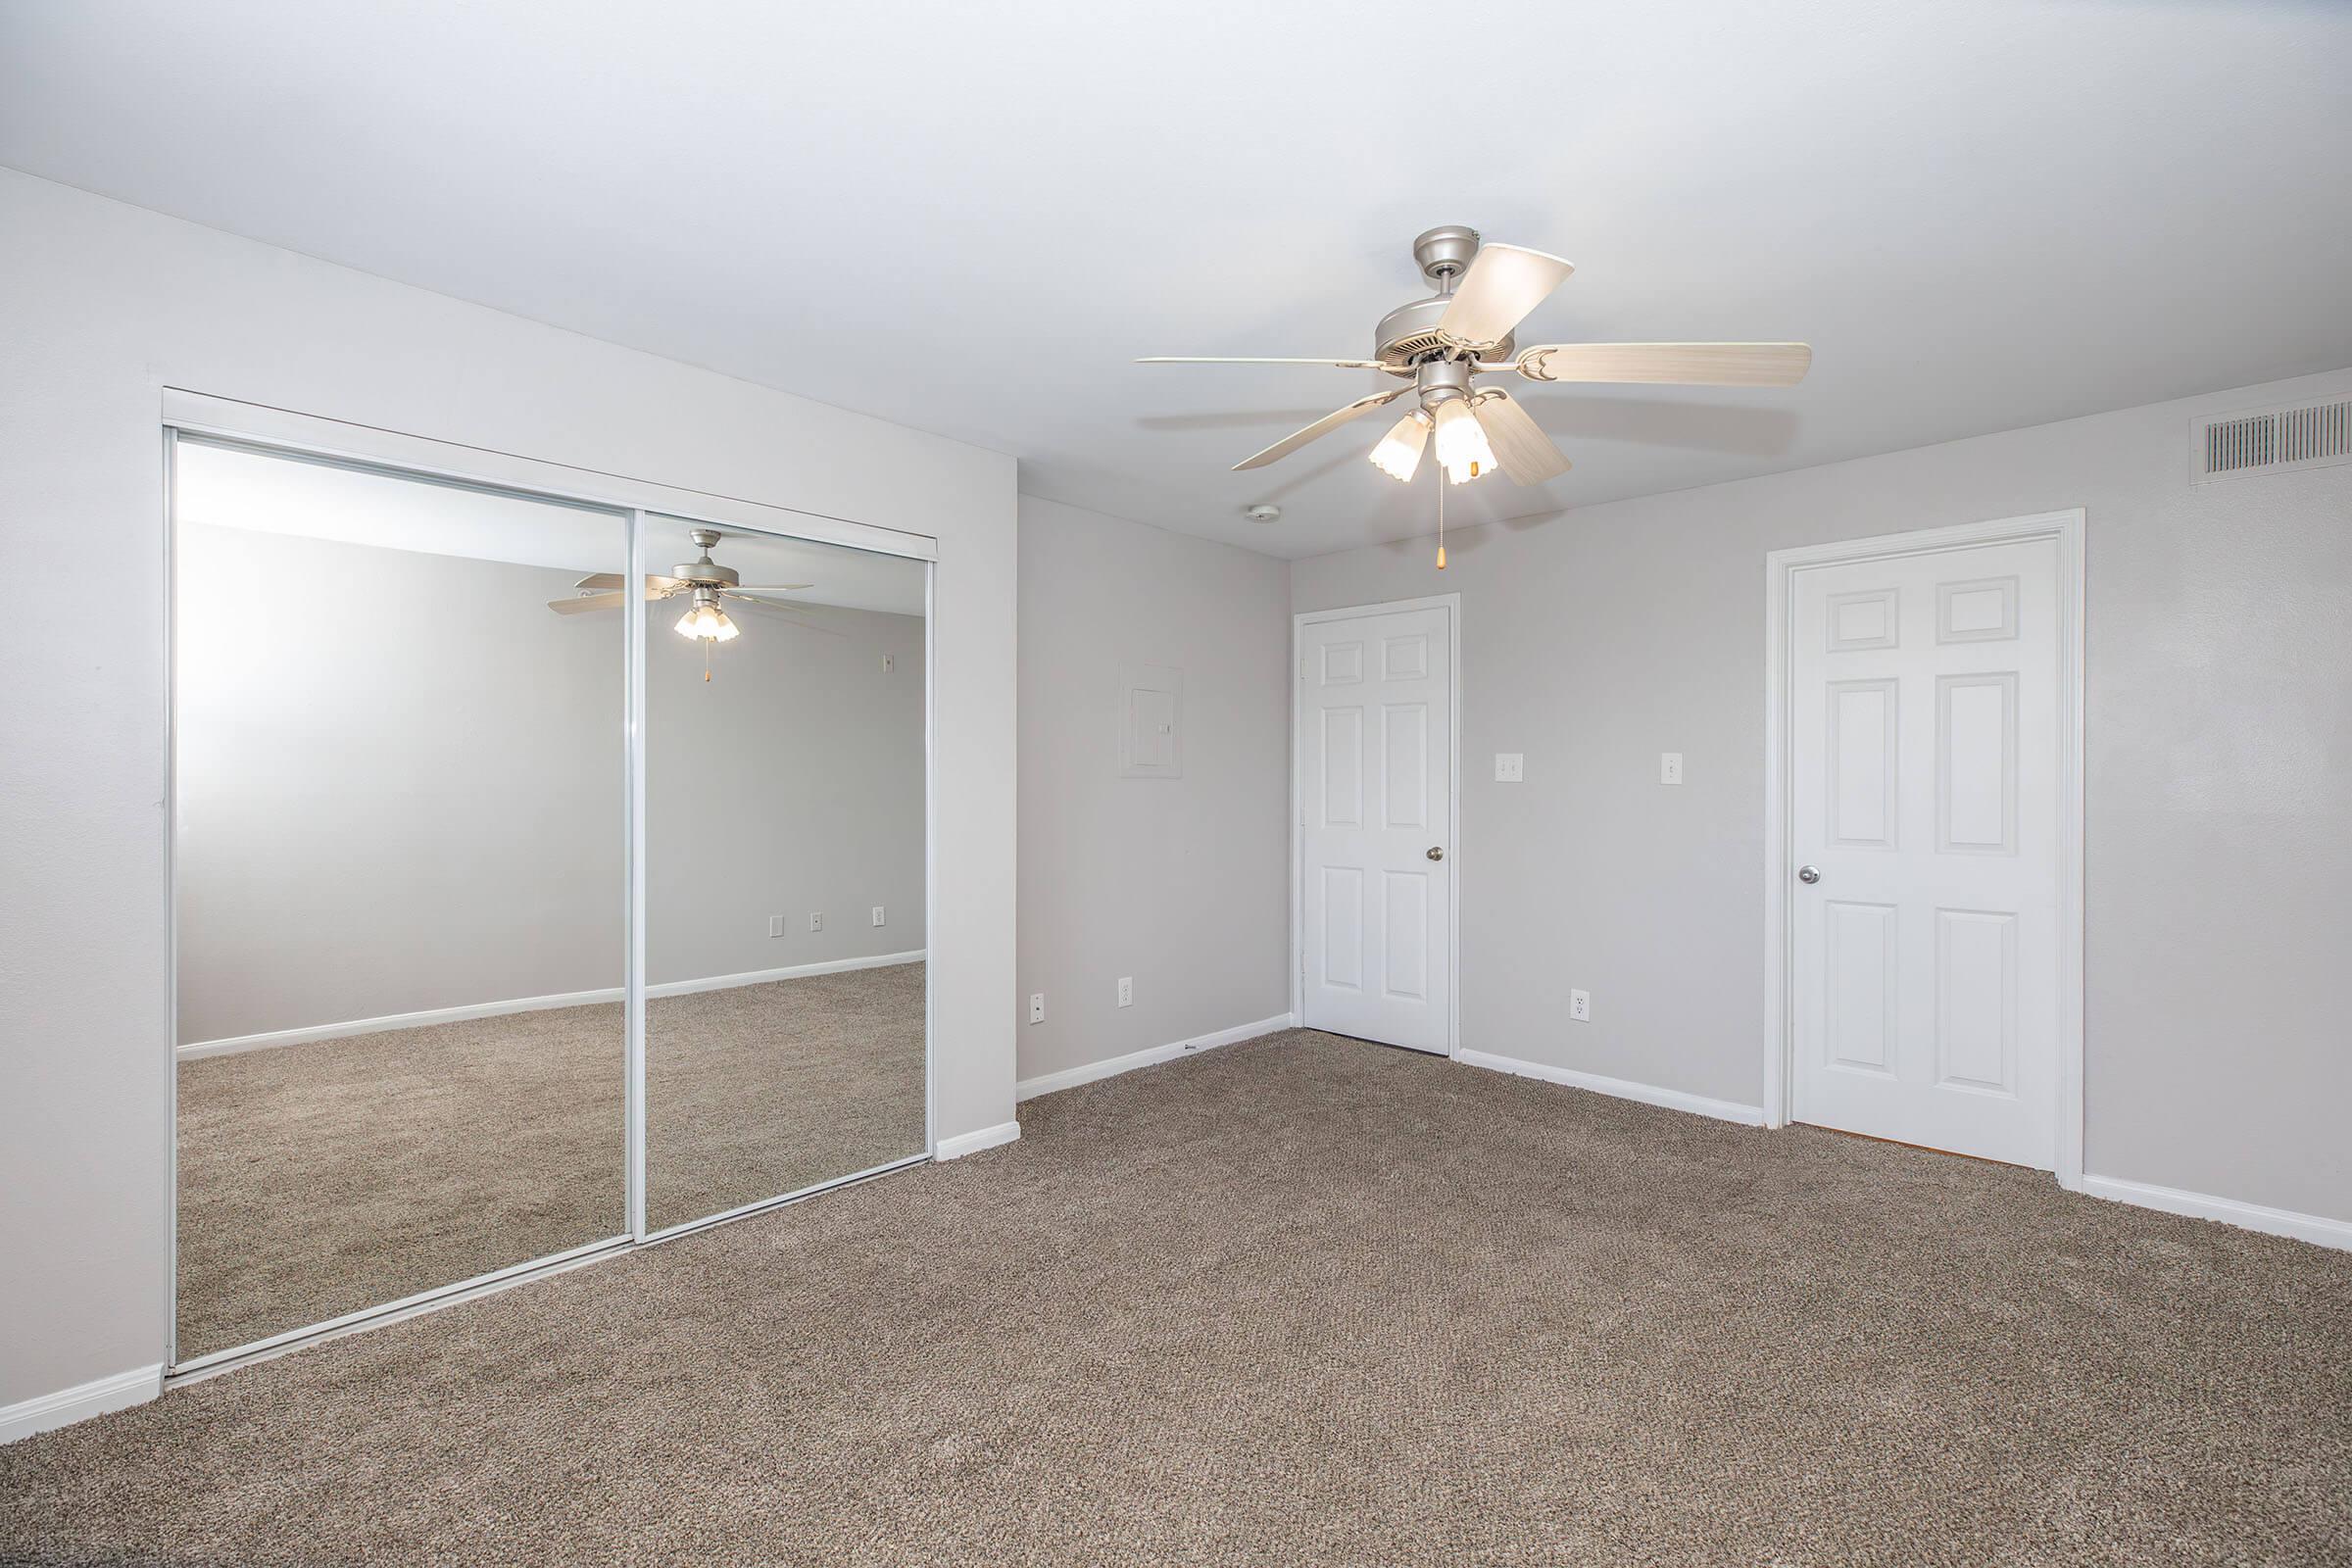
{"left": 172, "top": 439, "right": 627, "bottom": 1359}
{"left": 642, "top": 516, "right": 928, "bottom": 1233}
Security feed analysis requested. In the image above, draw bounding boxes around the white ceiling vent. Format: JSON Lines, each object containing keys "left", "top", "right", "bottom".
{"left": 2192, "top": 394, "right": 2352, "bottom": 483}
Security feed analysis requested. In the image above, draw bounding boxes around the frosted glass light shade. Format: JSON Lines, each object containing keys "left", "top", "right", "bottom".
{"left": 676, "top": 602, "right": 739, "bottom": 642}
{"left": 1368, "top": 411, "right": 1431, "bottom": 482}
{"left": 1432, "top": 397, "right": 1494, "bottom": 485}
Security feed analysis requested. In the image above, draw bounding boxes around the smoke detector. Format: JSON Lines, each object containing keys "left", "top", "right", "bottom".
{"left": 1244, "top": 504, "right": 1282, "bottom": 524}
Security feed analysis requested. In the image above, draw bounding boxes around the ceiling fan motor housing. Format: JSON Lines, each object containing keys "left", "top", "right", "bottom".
{"left": 674, "top": 526, "right": 741, "bottom": 587}
{"left": 1411, "top": 223, "right": 1481, "bottom": 283}
{"left": 1412, "top": 358, "right": 1473, "bottom": 414}
{"left": 1376, "top": 225, "right": 1512, "bottom": 368}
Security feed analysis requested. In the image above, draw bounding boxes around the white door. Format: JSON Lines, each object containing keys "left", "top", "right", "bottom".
{"left": 1298, "top": 604, "right": 1453, "bottom": 1054}
{"left": 1790, "top": 538, "right": 2061, "bottom": 1167}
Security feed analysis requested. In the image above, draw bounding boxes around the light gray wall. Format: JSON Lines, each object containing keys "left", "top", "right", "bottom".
{"left": 644, "top": 586, "right": 925, "bottom": 989}
{"left": 0, "top": 169, "right": 1015, "bottom": 1410}
{"left": 1293, "top": 367, "right": 2352, "bottom": 1225}
{"left": 173, "top": 523, "right": 924, "bottom": 1045}
{"left": 1017, "top": 496, "right": 1292, "bottom": 1085}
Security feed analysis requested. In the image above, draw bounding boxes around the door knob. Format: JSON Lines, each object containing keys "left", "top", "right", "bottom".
{"left": 1427, "top": 846, "right": 1445, "bottom": 861}
{"left": 1796, "top": 863, "right": 1821, "bottom": 884}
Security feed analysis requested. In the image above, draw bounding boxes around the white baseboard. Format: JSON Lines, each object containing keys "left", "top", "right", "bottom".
{"left": 935, "top": 1120, "right": 1020, "bottom": 1160}
{"left": 1015, "top": 1011, "right": 1296, "bottom": 1102}
{"left": 1454, "top": 1048, "right": 1768, "bottom": 1127}
{"left": 176, "top": 951, "right": 927, "bottom": 1057}
{"left": 2082, "top": 1174, "right": 2352, "bottom": 1252}
{"left": 1, "top": 1363, "right": 162, "bottom": 1446}
{"left": 647, "top": 950, "right": 925, "bottom": 1002}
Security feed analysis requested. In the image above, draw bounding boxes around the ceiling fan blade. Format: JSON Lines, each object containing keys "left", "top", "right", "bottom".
{"left": 1515, "top": 342, "right": 1813, "bottom": 386}
{"left": 1437, "top": 244, "right": 1574, "bottom": 350}
{"left": 730, "top": 584, "right": 814, "bottom": 594}
{"left": 723, "top": 590, "right": 813, "bottom": 609}
{"left": 573, "top": 572, "right": 682, "bottom": 595}
{"left": 1233, "top": 388, "right": 1406, "bottom": 471}
{"left": 548, "top": 591, "right": 624, "bottom": 615}
{"left": 725, "top": 597, "right": 845, "bottom": 635}
{"left": 1138, "top": 357, "right": 1394, "bottom": 370}
{"left": 1470, "top": 391, "right": 1572, "bottom": 484}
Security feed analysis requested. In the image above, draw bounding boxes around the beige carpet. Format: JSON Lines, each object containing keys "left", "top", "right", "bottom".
{"left": 12, "top": 1030, "right": 2347, "bottom": 1566}
{"left": 174, "top": 961, "right": 925, "bottom": 1358}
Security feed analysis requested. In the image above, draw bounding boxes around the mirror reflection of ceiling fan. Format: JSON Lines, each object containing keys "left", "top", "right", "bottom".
{"left": 547, "top": 526, "right": 813, "bottom": 644}
{"left": 1139, "top": 224, "right": 1812, "bottom": 564}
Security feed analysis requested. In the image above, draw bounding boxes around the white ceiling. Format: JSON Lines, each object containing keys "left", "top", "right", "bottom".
{"left": 177, "top": 439, "right": 928, "bottom": 615}
{"left": 8, "top": 1, "right": 2349, "bottom": 561}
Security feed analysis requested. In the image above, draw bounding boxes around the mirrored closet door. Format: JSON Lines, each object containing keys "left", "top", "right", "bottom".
{"left": 641, "top": 515, "right": 930, "bottom": 1234}
{"left": 172, "top": 438, "right": 629, "bottom": 1362}
{"left": 171, "top": 428, "right": 934, "bottom": 1368}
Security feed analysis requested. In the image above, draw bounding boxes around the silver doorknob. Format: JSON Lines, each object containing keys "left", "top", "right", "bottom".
{"left": 1796, "top": 864, "right": 1821, "bottom": 884}
{"left": 1427, "top": 847, "right": 1445, "bottom": 861}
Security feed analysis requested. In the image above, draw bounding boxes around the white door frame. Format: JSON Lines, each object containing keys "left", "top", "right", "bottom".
{"left": 160, "top": 389, "right": 940, "bottom": 1379}
{"left": 1763, "top": 510, "right": 2085, "bottom": 1187}
{"left": 1290, "top": 593, "right": 1463, "bottom": 1056}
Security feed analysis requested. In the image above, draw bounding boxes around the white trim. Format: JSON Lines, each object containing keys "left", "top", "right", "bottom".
{"left": 2082, "top": 1175, "right": 2352, "bottom": 1253}
{"left": 176, "top": 985, "right": 622, "bottom": 1058}
{"left": 168, "top": 1236, "right": 626, "bottom": 1382}
{"left": 171, "top": 1146, "right": 940, "bottom": 1386}
{"left": 934, "top": 1120, "right": 1021, "bottom": 1160}
{"left": 921, "top": 559, "right": 939, "bottom": 1162}
{"left": 173, "top": 953, "right": 929, "bottom": 1057}
{"left": 638, "top": 1152, "right": 929, "bottom": 1247}
{"left": 160, "top": 390, "right": 941, "bottom": 563}
{"left": 624, "top": 508, "right": 650, "bottom": 1242}
{"left": 650, "top": 950, "right": 925, "bottom": 999}
{"left": 162, "top": 426, "right": 181, "bottom": 1369}
{"left": 1, "top": 1364, "right": 164, "bottom": 1447}
{"left": 1015, "top": 1012, "right": 1295, "bottom": 1102}
{"left": 1290, "top": 593, "right": 1462, "bottom": 1057}
{"left": 1455, "top": 1048, "right": 1768, "bottom": 1126}
{"left": 1762, "top": 510, "right": 2086, "bottom": 1186}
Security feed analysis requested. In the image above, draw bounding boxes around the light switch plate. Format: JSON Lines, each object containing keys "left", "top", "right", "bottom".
{"left": 1494, "top": 752, "right": 1525, "bottom": 782}
{"left": 1660, "top": 752, "right": 1684, "bottom": 786}
{"left": 1569, "top": 989, "right": 1592, "bottom": 1022}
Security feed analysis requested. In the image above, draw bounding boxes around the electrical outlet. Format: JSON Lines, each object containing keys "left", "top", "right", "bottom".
{"left": 1494, "top": 752, "right": 1525, "bottom": 783}
{"left": 1029, "top": 992, "right": 1046, "bottom": 1025}
{"left": 808, "top": 911, "right": 823, "bottom": 933}
{"left": 1569, "top": 989, "right": 1592, "bottom": 1022}
{"left": 871, "top": 906, "right": 885, "bottom": 927}
{"left": 1116, "top": 976, "right": 1133, "bottom": 1008}
{"left": 1660, "top": 752, "right": 1684, "bottom": 786}
{"left": 767, "top": 914, "right": 785, "bottom": 939}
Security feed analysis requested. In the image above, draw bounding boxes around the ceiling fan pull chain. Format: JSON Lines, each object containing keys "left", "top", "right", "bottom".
{"left": 1436, "top": 461, "right": 1447, "bottom": 571}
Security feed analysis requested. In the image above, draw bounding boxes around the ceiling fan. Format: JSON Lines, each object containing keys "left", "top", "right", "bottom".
{"left": 1139, "top": 224, "right": 1812, "bottom": 533}
{"left": 547, "top": 526, "right": 812, "bottom": 644}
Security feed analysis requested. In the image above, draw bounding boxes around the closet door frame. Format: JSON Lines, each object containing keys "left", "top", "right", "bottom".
{"left": 161, "top": 390, "right": 938, "bottom": 1381}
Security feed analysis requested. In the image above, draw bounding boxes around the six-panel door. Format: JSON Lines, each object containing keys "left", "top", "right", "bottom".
{"left": 1790, "top": 539, "right": 2061, "bottom": 1167}
{"left": 1298, "top": 606, "right": 1453, "bottom": 1054}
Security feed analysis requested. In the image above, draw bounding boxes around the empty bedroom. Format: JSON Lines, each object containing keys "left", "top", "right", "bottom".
{"left": 1, "top": 2, "right": 2346, "bottom": 1564}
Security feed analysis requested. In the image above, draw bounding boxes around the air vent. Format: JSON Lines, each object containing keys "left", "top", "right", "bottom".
{"left": 2193, "top": 394, "right": 2352, "bottom": 483}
